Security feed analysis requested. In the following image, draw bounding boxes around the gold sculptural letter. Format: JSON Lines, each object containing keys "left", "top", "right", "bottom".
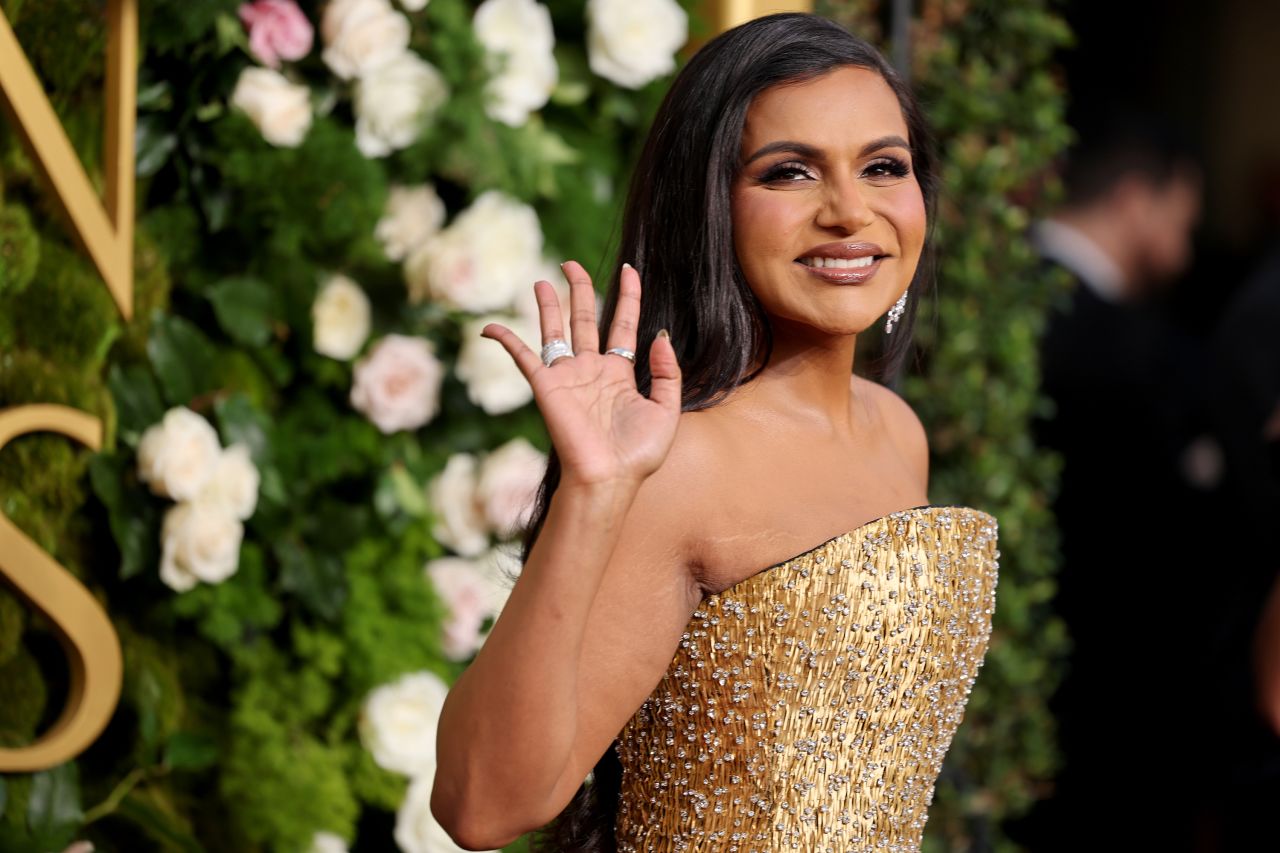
{"left": 0, "top": 0, "right": 137, "bottom": 319}
{"left": 0, "top": 406, "right": 123, "bottom": 772}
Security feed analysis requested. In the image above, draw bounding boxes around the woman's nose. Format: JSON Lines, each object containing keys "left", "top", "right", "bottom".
{"left": 816, "top": 177, "right": 875, "bottom": 233}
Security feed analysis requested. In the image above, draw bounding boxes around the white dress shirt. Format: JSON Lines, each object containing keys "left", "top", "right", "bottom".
{"left": 1029, "top": 218, "right": 1128, "bottom": 304}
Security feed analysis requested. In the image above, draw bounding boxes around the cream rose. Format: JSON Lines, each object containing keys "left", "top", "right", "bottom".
{"left": 455, "top": 313, "right": 537, "bottom": 415}
{"left": 425, "top": 556, "right": 495, "bottom": 660}
{"left": 229, "top": 66, "right": 313, "bottom": 147}
{"left": 306, "top": 831, "right": 349, "bottom": 853}
{"left": 395, "top": 770, "right": 498, "bottom": 853}
{"left": 475, "top": 541, "right": 519, "bottom": 624}
{"left": 312, "top": 274, "right": 372, "bottom": 360}
{"left": 426, "top": 453, "right": 489, "bottom": 557}
{"left": 375, "top": 183, "right": 446, "bottom": 262}
{"left": 159, "top": 501, "right": 245, "bottom": 592}
{"left": 586, "top": 0, "right": 687, "bottom": 89}
{"left": 403, "top": 189, "right": 543, "bottom": 312}
{"left": 353, "top": 51, "right": 449, "bottom": 158}
{"left": 350, "top": 334, "right": 445, "bottom": 433}
{"left": 137, "top": 407, "right": 223, "bottom": 502}
{"left": 320, "top": 0, "right": 410, "bottom": 80}
{"left": 359, "top": 670, "right": 450, "bottom": 777}
{"left": 194, "top": 444, "right": 260, "bottom": 521}
{"left": 473, "top": 0, "right": 557, "bottom": 127}
{"left": 476, "top": 437, "right": 545, "bottom": 538}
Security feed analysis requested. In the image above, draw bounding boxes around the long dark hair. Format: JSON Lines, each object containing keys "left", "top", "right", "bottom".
{"left": 521, "top": 12, "right": 939, "bottom": 851}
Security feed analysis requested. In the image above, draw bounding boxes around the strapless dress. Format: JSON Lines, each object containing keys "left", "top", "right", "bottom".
{"left": 612, "top": 504, "right": 1000, "bottom": 852}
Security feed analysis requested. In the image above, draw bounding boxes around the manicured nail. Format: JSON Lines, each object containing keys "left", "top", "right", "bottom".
{"left": 657, "top": 328, "right": 669, "bottom": 340}
{"left": 622, "top": 262, "right": 633, "bottom": 270}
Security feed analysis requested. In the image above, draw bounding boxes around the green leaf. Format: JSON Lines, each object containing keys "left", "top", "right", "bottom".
{"left": 147, "top": 314, "right": 218, "bottom": 406}
{"left": 276, "top": 541, "right": 348, "bottom": 623}
{"left": 207, "top": 277, "right": 276, "bottom": 348}
{"left": 0, "top": 775, "right": 6, "bottom": 819}
{"left": 214, "top": 394, "right": 271, "bottom": 462}
{"left": 26, "top": 763, "right": 82, "bottom": 840}
{"left": 115, "top": 792, "right": 206, "bottom": 853}
{"left": 389, "top": 464, "right": 428, "bottom": 517}
{"left": 164, "top": 731, "right": 219, "bottom": 771}
{"left": 108, "top": 363, "right": 165, "bottom": 442}
{"left": 89, "top": 452, "right": 161, "bottom": 580}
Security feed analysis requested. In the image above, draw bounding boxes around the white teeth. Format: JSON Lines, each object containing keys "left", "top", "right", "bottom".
{"left": 800, "top": 255, "right": 877, "bottom": 269}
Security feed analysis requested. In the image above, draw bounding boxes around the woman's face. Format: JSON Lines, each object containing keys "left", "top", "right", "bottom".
{"left": 731, "top": 65, "right": 926, "bottom": 338}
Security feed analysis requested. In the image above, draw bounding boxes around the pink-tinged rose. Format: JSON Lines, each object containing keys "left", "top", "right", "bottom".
{"left": 350, "top": 334, "right": 445, "bottom": 433}
{"left": 425, "top": 557, "right": 493, "bottom": 660}
{"left": 239, "top": 0, "right": 315, "bottom": 69}
{"left": 476, "top": 437, "right": 546, "bottom": 538}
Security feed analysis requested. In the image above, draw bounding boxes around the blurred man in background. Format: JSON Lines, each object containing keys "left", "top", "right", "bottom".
{"left": 1012, "top": 116, "right": 1205, "bottom": 851}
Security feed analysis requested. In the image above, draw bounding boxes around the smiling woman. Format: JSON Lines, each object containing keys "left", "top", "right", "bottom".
{"left": 429, "top": 13, "right": 998, "bottom": 853}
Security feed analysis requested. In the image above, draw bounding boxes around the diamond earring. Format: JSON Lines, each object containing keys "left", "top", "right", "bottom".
{"left": 885, "top": 290, "right": 908, "bottom": 334}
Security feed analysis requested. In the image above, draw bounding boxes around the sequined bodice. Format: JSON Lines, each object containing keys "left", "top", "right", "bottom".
{"left": 612, "top": 504, "right": 1000, "bottom": 852}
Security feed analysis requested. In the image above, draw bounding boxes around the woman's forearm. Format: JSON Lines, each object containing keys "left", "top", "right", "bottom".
{"left": 431, "top": 477, "right": 640, "bottom": 843}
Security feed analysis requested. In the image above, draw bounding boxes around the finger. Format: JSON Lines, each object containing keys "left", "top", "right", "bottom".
{"left": 604, "top": 262, "right": 641, "bottom": 361}
{"left": 533, "top": 279, "right": 566, "bottom": 346}
{"left": 647, "top": 329, "right": 682, "bottom": 415}
{"left": 480, "top": 321, "right": 544, "bottom": 383}
{"left": 561, "top": 259, "right": 600, "bottom": 355}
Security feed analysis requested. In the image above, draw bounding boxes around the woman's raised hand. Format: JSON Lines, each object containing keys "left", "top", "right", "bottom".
{"left": 479, "top": 261, "right": 682, "bottom": 491}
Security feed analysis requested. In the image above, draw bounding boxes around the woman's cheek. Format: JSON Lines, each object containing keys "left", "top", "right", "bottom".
{"left": 883, "top": 185, "right": 926, "bottom": 258}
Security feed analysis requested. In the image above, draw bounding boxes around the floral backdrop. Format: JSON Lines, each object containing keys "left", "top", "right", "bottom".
{"left": 0, "top": 0, "right": 699, "bottom": 850}
{"left": 0, "top": 0, "right": 1074, "bottom": 850}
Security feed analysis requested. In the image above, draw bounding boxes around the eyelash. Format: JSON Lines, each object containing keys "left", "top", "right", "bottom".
{"left": 760, "top": 156, "right": 912, "bottom": 183}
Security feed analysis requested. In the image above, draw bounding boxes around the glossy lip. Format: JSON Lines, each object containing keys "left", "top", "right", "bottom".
{"left": 794, "top": 242, "right": 889, "bottom": 285}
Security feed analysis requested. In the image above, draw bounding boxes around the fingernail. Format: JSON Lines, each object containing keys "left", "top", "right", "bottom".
{"left": 622, "top": 262, "right": 632, "bottom": 270}
{"left": 657, "top": 328, "right": 670, "bottom": 340}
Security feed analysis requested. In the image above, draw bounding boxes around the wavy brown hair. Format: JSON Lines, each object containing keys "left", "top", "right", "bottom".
{"left": 518, "top": 12, "right": 940, "bottom": 851}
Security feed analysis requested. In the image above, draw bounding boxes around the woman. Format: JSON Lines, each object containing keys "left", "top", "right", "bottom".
{"left": 432, "top": 13, "right": 1000, "bottom": 852}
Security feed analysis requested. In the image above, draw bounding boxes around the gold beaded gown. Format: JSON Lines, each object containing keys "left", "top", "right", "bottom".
{"left": 612, "top": 504, "right": 1000, "bottom": 852}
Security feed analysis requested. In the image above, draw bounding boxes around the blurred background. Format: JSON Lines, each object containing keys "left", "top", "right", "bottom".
{"left": 0, "top": 0, "right": 1277, "bottom": 851}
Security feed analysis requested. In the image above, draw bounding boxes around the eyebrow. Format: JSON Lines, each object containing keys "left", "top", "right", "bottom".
{"left": 743, "top": 134, "right": 911, "bottom": 166}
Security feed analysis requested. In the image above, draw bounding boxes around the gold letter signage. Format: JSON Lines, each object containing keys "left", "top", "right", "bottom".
{"left": 0, "top": 1, "right": 137, "bottom": 771}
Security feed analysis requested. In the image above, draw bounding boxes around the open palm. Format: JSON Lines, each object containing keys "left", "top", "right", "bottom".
{"left": 479, "top": 261, "right": 682, "bottom": 490}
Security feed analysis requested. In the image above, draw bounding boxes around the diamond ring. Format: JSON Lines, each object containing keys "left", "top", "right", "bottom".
{"left": 605, "top": 347, "right": 636, "bottom": 363}
{"left": 541, "top": 338, "right": 574, "bottom": 367}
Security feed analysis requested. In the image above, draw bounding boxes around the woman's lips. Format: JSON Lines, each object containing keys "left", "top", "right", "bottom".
{"left": 794, "top": 256, "right": 885, "bottom": 284}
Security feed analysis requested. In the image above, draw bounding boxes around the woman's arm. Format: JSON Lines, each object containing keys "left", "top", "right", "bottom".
{"left": 429, "top": 262, "right": 689, "bottom": 848}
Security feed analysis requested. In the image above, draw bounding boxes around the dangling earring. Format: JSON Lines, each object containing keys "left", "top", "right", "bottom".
{"left": 885, "top": 289, "right": 908, "bottom": 334}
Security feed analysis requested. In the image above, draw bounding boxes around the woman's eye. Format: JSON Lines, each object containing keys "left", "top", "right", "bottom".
{"left": 864, "top": 157, "right": 912, "bottom": 179}
{"left": 761, "top": 163, "right": 814, "bottom": 183}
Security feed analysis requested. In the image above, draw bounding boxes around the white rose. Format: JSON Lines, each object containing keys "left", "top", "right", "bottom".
{"left": 474, "top": 541, "right": 520, "bottom": 626}
{"left": 312, "top": 274, "right": 372, "bottom": 360}
{"left": 455, "top": 313, "right": 536, "bottom": 414}
{"left": 194, "top": 444, "right": 260, "bottom": 521}
{"left": 359, "top": 670, "right": 450, "bottom": 777}
{"left": 230, "top": 66, "right": 313, "bottom": 147}
{"left": 395, "top": 770, "right": 499, "bottom": 853}
{"left": 586, "top": 0, "right": 687, "bottom": 89}
{"left": 473, "top": 0, "right": 557, "bottom": 127}
{"left": 321, "top": 0, "right": 410, "bottom": 80}
{"left": 476, "top": 437, "right": 545, "bottom": 538}
{"left": 425, "top": 556, "right": 496, "bottom": 661}
{"left": 137, "top": 407, "right": 222, "bottom": 502}
{"left": 159, "top": 501, "right": 244, "bottom": 591}
{"left": 306, "top": 831, "right": 349, "bottom": 853}
{"left": 403, "top": 189, "right": 543, "bottom": 312}
{"left": 376, "top": 184, "right": 446, "bottom": 262}
{"left": 350, "top": 334, "right": 445, "bottom": 433}
{"left": 353, "top": 51, "right": 449, "bottom": 158}
{"left": 426, "top": 453, "right": 489, "bottom": 557}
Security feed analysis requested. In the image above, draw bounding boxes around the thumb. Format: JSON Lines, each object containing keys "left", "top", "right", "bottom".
{"left": 647, "top": 328, "right": 682, "bottom": 414}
